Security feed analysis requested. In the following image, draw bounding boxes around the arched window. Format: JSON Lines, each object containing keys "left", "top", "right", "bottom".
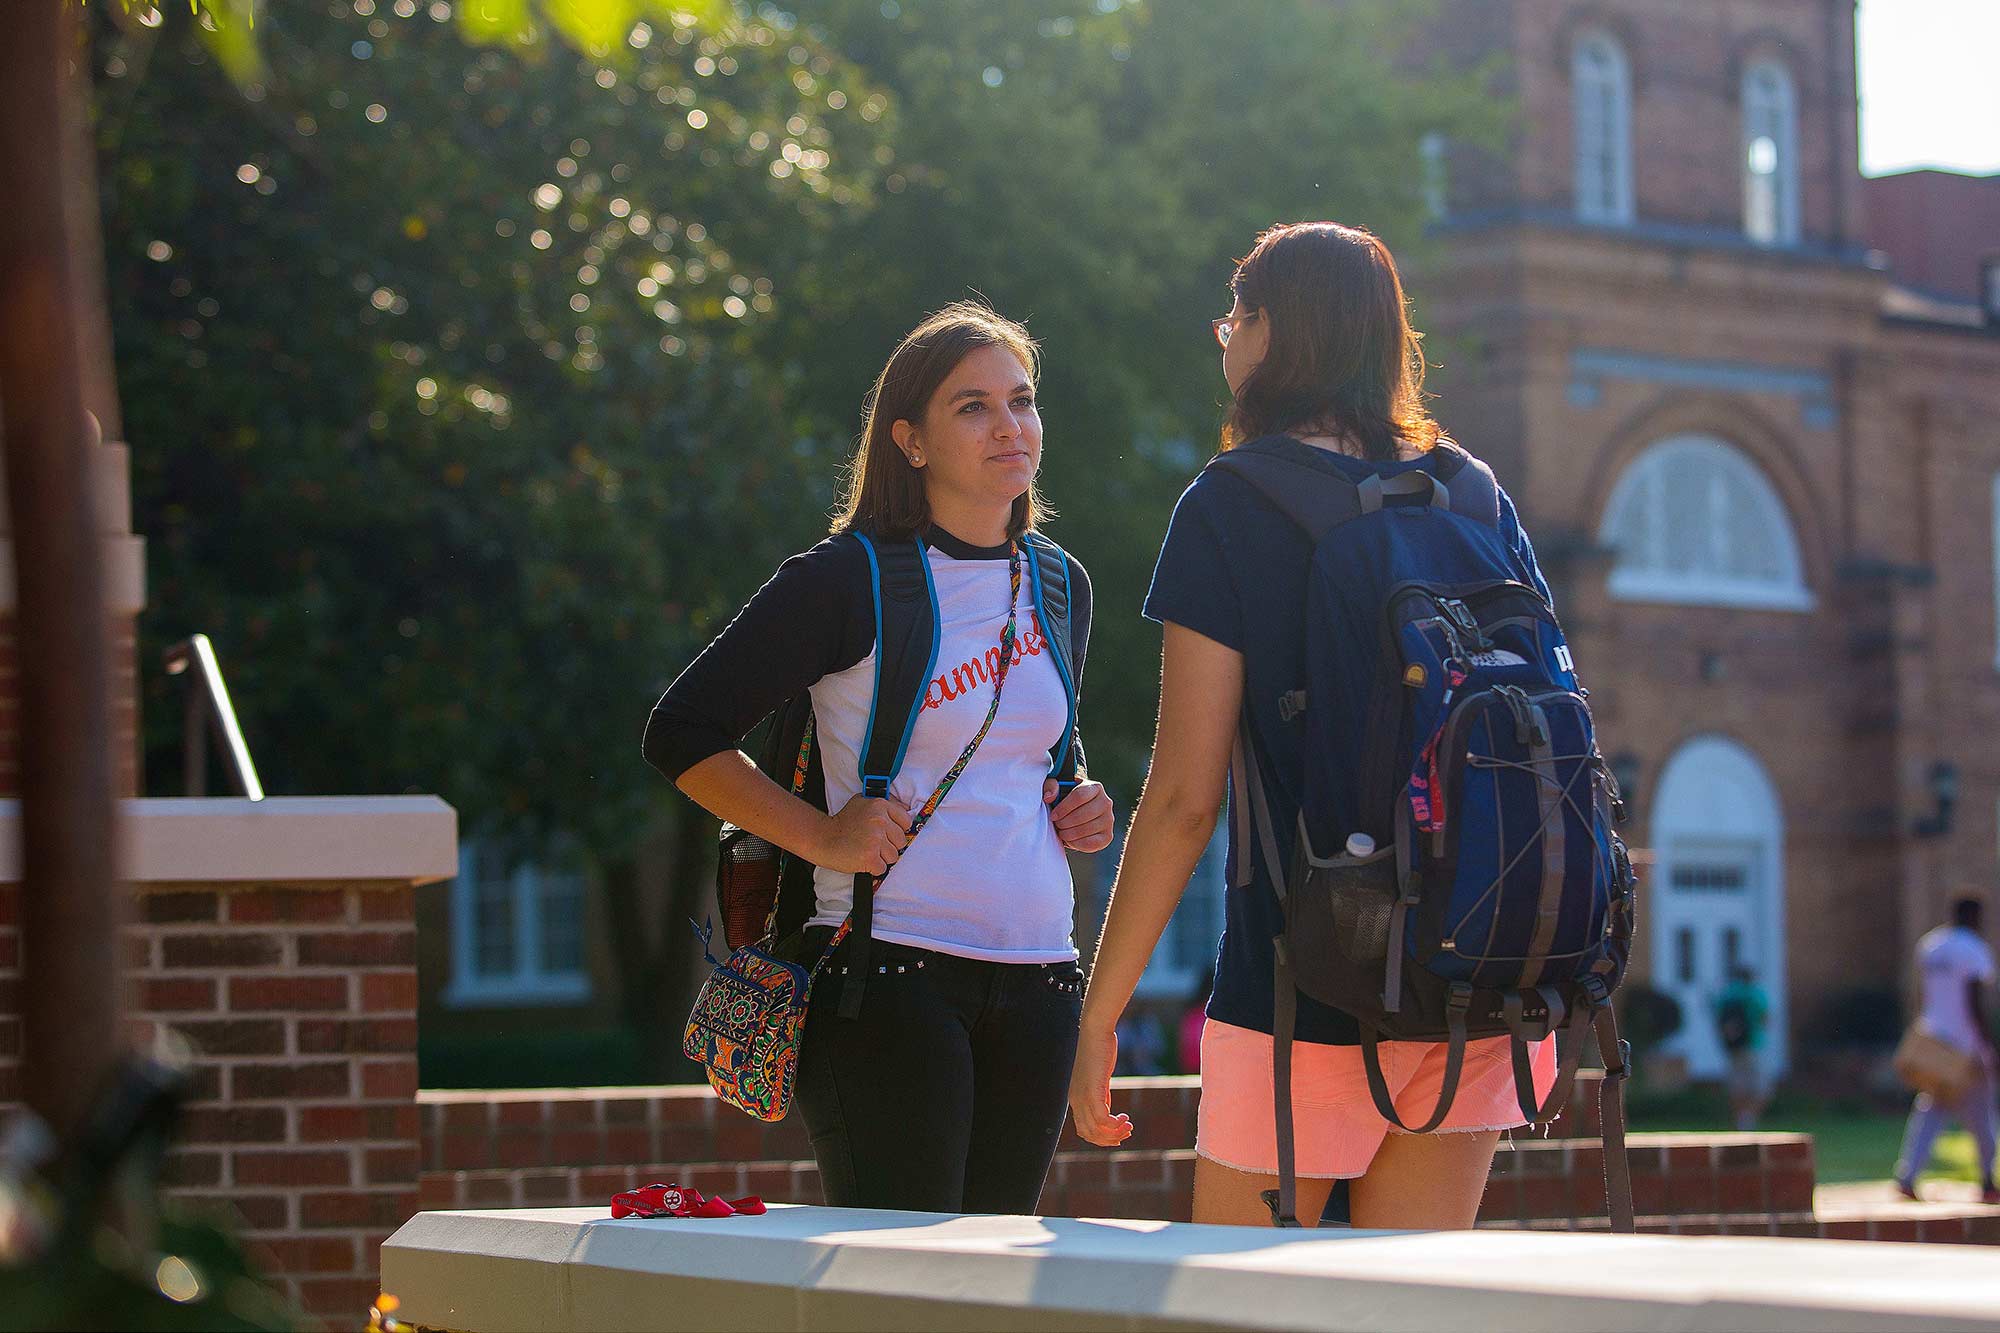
{"left": 1599, "top": 435, "right": 1812, "bottom": 610}
{"left": 1742, "top": 60, "right": 1800, "bottom": 245}
{"left": 1573, "top": 31, "right": 1635, "bottom": 224}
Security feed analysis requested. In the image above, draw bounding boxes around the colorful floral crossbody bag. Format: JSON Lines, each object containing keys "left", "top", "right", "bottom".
{"left": 682, "top": 544, "right": 1025, "bottom": 1121}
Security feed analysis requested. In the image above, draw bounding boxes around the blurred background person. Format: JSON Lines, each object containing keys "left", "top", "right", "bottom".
{"left": 1893, "top": 898, "right": 1998, "bottom": 1203}
{"left": 1714, "top": 967, "right": 1772, "bottom": 1130}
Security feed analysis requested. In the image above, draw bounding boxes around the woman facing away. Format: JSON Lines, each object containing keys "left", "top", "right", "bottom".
{"left": 1069, "top": 222, "right": 1556, "bottom": 1229}
{"left": 645, "top": 302, "right": 1115, "bottom": 1214}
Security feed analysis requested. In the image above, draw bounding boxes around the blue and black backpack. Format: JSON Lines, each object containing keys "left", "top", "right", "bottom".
{"left": 1211, "top": 437, "right": 1638, "bottom": 1230}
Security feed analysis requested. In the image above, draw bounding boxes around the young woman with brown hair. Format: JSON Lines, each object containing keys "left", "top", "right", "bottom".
{"left": 646, "top": 302, "right": 1114, "bottom": 1214}
{"left": 1068, "top": 223, "right": 1556, "bottom": 1229}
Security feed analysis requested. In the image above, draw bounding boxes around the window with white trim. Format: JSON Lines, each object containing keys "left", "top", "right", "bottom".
{"left": 1573, "top": 31, "right": 1635, "bottom": 224}
{"left": 446, "top": 839, "right": 590, "bottom": 1005}
{"left": 1742, "top": 60, "right": 1800, "bottom": 246}
{"left": 1599, "top": 435, "right": 1813, "bottom": 610}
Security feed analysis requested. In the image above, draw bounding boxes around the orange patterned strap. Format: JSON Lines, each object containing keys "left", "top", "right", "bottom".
{"left": 756, "top": 713, "right": 818, "bottom": 945}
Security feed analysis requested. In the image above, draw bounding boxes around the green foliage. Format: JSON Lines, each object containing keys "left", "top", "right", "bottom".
{"left": 102, "top": 0, "right": 886, "bottom": 857}
{"left": 103, "top": 0, "right": 1496, "bottom": 873}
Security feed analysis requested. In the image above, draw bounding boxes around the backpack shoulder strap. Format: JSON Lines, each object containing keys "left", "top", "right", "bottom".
{"left": 835, "top": 531, "right": 940, "bottom": 1020}
{"left": 1022, "top": 531, "right": 1081, "bottom": 794}
{"left": 1429, "top": 442, "right": 1501, "bottom": 528}
{"left": 1206, "top": 439, "right": 1364, "bottom": 540}
{"left": 846, "top": 531, "right": 941, "bottom": 796}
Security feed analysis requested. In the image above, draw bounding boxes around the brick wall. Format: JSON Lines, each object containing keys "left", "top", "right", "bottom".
{"left": 0, "top": 879, "right": 421, "bottom": 1323}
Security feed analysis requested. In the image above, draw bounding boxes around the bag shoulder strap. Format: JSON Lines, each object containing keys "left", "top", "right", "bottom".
{"left": 848, "top": 531, "right": 941, "bottom": 797}
{"left": 1206, "top": 439, "right": 1365, "bottom": 541}
{"left": 1212, "top": 438, "right": 1504, "bottom": 537}
{"left": 1021, "top": 531, "right": 1082, "bottom": 794}
{"left": 833, "top": 531, "right": 940, "bottom": 1019}
{"left": 1429, "top": 442, "right": 1502, "bottom": 527}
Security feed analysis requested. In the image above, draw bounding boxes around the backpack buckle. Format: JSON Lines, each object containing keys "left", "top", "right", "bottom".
{"left": 1496, "top": 685, "right": 1535, "bottom": 745}
{"left": 1278, "top": 690, "right": 1308, "bottom": 724}
{"left": 1447, "top": 982, "right": 1474, "bottom": 1013}
{"left": 861, "top": 775, "right": 891, "bottom": 799}
{"left": 1439, "top": 599, "right": 1491, "bottom": 651}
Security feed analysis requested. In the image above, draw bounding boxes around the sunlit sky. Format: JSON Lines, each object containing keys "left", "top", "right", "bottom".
{"left": 1857, "top": 0, "right": 2000, "bottom": 177}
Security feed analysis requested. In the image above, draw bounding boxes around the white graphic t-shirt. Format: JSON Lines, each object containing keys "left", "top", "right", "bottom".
{"left": 807, "top": 545, "right": 1075, "bottom": 961}
{"left": 1917, "top": 925, "right": 1996, "bottom": 1053}
{"left": 644, "top": 527, "right": 1088, "bottom": 965}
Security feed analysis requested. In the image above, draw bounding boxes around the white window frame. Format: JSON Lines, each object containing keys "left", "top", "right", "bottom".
{"left": 445, "top": 840, "right": 591, "bottom": 1007}
{"left": 1742, "top": 60, "right": 1801, "bottom": 246}
{"left": 1572, "top": 30, "right": 1635, "bottom": 225}
{"left": 1600, "top": 434, "right": 1814, "bottom": 611}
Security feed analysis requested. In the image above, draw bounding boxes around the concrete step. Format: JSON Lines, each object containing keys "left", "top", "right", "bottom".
{"left": 383, "top": 1204, "right": 2000, "bottom": 1333}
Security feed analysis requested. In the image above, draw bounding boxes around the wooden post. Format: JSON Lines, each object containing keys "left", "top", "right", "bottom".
{"left": 0, "top": 1, "right": 125, "bottom": 1144}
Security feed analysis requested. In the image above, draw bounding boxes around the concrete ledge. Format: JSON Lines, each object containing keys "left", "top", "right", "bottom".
{"left": 381, "top": 1205, "right": 2000, "bottom": 1332}
{"left": 0, "top": 796, "right": 458, "bottom": 885}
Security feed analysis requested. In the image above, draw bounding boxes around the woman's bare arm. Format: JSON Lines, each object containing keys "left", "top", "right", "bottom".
{"left": 1069, "top": 622, "right": 1244, "bottom": 1145}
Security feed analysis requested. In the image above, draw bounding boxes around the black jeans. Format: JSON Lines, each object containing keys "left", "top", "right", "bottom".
{"left": 795, "top": 929, "right": 1083, "bottom": 1214}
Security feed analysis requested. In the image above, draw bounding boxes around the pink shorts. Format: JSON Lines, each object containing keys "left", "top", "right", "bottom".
{"left": 1195, "top": 1018, "right": 1558, "bottom": 1179}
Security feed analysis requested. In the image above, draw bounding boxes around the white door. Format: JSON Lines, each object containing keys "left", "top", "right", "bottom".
{"left": 1649, "top": 737, "right": 1787, "bottom": 1080}
{"left": 1657, "top": 839, "right": 1762, "bottom": 1076}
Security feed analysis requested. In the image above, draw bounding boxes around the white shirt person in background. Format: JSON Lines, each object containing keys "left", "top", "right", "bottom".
{"left": 1894, "top": 897, "right": 1998, "bottom": 1203}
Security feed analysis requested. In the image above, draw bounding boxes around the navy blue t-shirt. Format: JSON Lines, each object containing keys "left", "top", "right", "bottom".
{"left": 1142, "top": 437, "right": 1553, "bottom": 1045}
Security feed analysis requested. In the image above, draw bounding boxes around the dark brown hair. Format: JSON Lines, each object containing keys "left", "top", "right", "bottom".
{"left": 834, "top": 302, "right": 1047, "bottom": 541}
{"left": 1222, "top": 221, "right": 1442, "bottom": 462}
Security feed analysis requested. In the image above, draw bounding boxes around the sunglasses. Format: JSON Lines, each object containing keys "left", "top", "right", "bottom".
{"left": 1211, "top": 310, "right": 1258, "bottom": 348}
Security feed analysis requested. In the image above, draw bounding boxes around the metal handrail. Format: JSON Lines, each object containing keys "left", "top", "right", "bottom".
{"left": 162, "top": 634, "right": 264, "bottom": 800}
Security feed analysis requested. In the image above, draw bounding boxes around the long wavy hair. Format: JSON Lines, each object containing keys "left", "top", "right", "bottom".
{"left": 1221, "top": 222, "right": 1443, "bottom": 462}
{"left": 834, "top": 302, "right": 1048, "bottom": 541}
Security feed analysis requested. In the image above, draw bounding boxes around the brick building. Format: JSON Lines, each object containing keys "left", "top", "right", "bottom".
{"left": 1398, "top": 0, "right": 2000, "bottom": 1080}
{"left": 1109, "top": 0, "right": 2000, "bottom": 1087}
{"left": 1863, "top": 168, "right": 2000, "bottom": 312}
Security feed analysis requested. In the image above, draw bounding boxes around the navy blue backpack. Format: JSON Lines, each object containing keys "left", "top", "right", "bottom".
{"left": 1212, "top": 437, "right": 1638, "bottom": 1230}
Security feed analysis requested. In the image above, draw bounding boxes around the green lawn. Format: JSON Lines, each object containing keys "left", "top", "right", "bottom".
{"left": 1629, "top": 1088, "right": 1986, "bottom": 1185}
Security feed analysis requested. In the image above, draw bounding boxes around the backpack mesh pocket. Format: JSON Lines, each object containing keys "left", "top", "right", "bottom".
{"left": 1286, "top": 852, "right": 1399, "bottom": 1013}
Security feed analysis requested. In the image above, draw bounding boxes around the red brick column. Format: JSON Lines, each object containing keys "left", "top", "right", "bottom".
{"left": 0, "top": 611, "right": 139, "bottom": 799}
{"left": 0, "top": 615, "right": 17, "bottom": 798}
{"left": 0, "top": 878, "right": 420, "bottom": 1323}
